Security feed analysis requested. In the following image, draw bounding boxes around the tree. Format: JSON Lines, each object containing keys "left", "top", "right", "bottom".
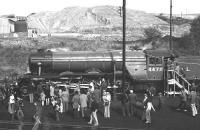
{"left": 144, "top": 27, "right": 162, "bottom": 42}
{"left": 178, "top": 33, "right": 195, "bottom": 55}
{"left": 190, "top": 16, "right": 200, "bottom": 55}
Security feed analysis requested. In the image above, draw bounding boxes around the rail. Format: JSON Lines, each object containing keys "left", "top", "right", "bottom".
{"left": 168, "top": 69, "right": 191, "bottom": 94}
{"left": 173, "top": 70, "right": 191, "bottom": 86}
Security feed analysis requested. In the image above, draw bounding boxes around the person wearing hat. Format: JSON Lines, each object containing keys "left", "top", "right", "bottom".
{"left": 129, "top": 90, "right": 137, "bottom": 116}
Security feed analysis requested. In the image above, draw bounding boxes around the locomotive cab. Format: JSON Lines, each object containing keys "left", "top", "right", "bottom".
{"left": 144, "top": 49, "right": 173, "bottom": 81}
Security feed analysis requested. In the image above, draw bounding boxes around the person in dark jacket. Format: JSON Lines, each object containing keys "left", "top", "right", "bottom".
{"left": 129, "top": 90, "right": 137, "bottom": 116}
{"left": 88, "top": 98, "right": 99, "bottom": 126}
{"left": 28, "top": 82, "right": 35, "bottom": 103}
{"left": 141, "top": 93, "right": 148, "bottom": 121}
{"left": 121, "top": 92, "right": 130, "bottom": 117}
{"left": 176, "top": 88, "right": 187, "bottom": 111}
{"left": 158, "top": 92, "right": 165, "bottom": 110}
{"left": 93, "top": 86, "right": 101, "bottom": 104}
{"left": 72, "top": 91, "right": 80, "bottom": 119}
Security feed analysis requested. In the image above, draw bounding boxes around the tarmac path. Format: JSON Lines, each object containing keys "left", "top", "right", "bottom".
{"left": 0, "top": 96, "right": 200, "bottom": 130}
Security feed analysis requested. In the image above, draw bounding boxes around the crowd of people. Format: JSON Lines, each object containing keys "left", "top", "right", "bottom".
{"left": 0, "top": 76, "right": 200, "bottom": 129}
{"left": 0, "top": 78, "right": 113, "bottom": 128}
{"left": 176, "top": 87, "right": 200, "bottom": 117}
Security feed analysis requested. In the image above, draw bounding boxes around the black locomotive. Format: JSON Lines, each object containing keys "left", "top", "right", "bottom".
{"left": 23, "top": 49, "right": 174, "bottom": 92}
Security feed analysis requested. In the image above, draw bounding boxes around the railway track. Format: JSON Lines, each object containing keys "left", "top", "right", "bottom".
{"left": 0, "top": 121, "right": 19, "bottom": 130}
{"left": 0, "top": 120, "right": 143, "bottom": 130}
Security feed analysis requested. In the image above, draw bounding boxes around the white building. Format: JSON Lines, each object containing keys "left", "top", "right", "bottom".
{"left": 0, "top": 17, "right": 15, "bottom": 34}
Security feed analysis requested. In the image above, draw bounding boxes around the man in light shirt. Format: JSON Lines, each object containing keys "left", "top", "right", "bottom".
{"left": 145, "top": 97, "right": 155, "bottom": 124}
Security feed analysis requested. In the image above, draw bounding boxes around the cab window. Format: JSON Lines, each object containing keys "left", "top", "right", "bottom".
{"left": 149, "top": 57, "right": 162, "bottom": 65}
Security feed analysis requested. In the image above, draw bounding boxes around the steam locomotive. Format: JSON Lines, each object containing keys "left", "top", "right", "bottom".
{"left": 23, "top": 49, "right": 173, "bottom": 92}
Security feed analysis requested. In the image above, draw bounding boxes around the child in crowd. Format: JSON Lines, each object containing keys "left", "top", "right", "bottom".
{"left": 40, "top": 91, "right": 46, "bottom": 106}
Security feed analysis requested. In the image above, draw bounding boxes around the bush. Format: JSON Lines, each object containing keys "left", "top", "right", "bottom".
{"left": 144, "top": 27, "right": 162, "bottom": 41}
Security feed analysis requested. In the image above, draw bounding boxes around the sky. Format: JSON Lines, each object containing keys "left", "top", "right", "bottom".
{"left": 0, "top": 0, "right": 200, "bottom": 16}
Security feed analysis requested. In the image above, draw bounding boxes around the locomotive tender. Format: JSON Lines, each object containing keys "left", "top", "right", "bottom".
{"left": 27, "top": 49, "right": 173, "bottom": 91}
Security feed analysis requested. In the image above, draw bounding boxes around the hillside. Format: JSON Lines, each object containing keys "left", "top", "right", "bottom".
{"left": 27, "top": 6, "right": 190, "bottom": 41}
{"left": 28, "top": 6, "right": 166, "bottom": 32}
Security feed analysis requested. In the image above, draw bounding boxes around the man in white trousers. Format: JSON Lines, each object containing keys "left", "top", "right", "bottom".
{"left": 102, "top": 91, "right": 111, "bottom": 118}
{"left": 190, "top": 88, "right": 198, "bottom": 117}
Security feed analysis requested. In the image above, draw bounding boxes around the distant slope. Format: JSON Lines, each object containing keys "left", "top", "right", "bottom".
{"left": 27, "top": 6, "right": 190, "bottom": 40}
{"left": 27, "top": 7, "right": 164, "bottom": 31}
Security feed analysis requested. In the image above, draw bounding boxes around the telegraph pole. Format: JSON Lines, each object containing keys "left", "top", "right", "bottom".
{"left": 122, "top": 0, "right": 126, "bottom": 93}
{"left": 169, "top": 0, "right": 172, "bottom": 50}
{"left": 166, "top": 0, "right": 173, "bottom": 96}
